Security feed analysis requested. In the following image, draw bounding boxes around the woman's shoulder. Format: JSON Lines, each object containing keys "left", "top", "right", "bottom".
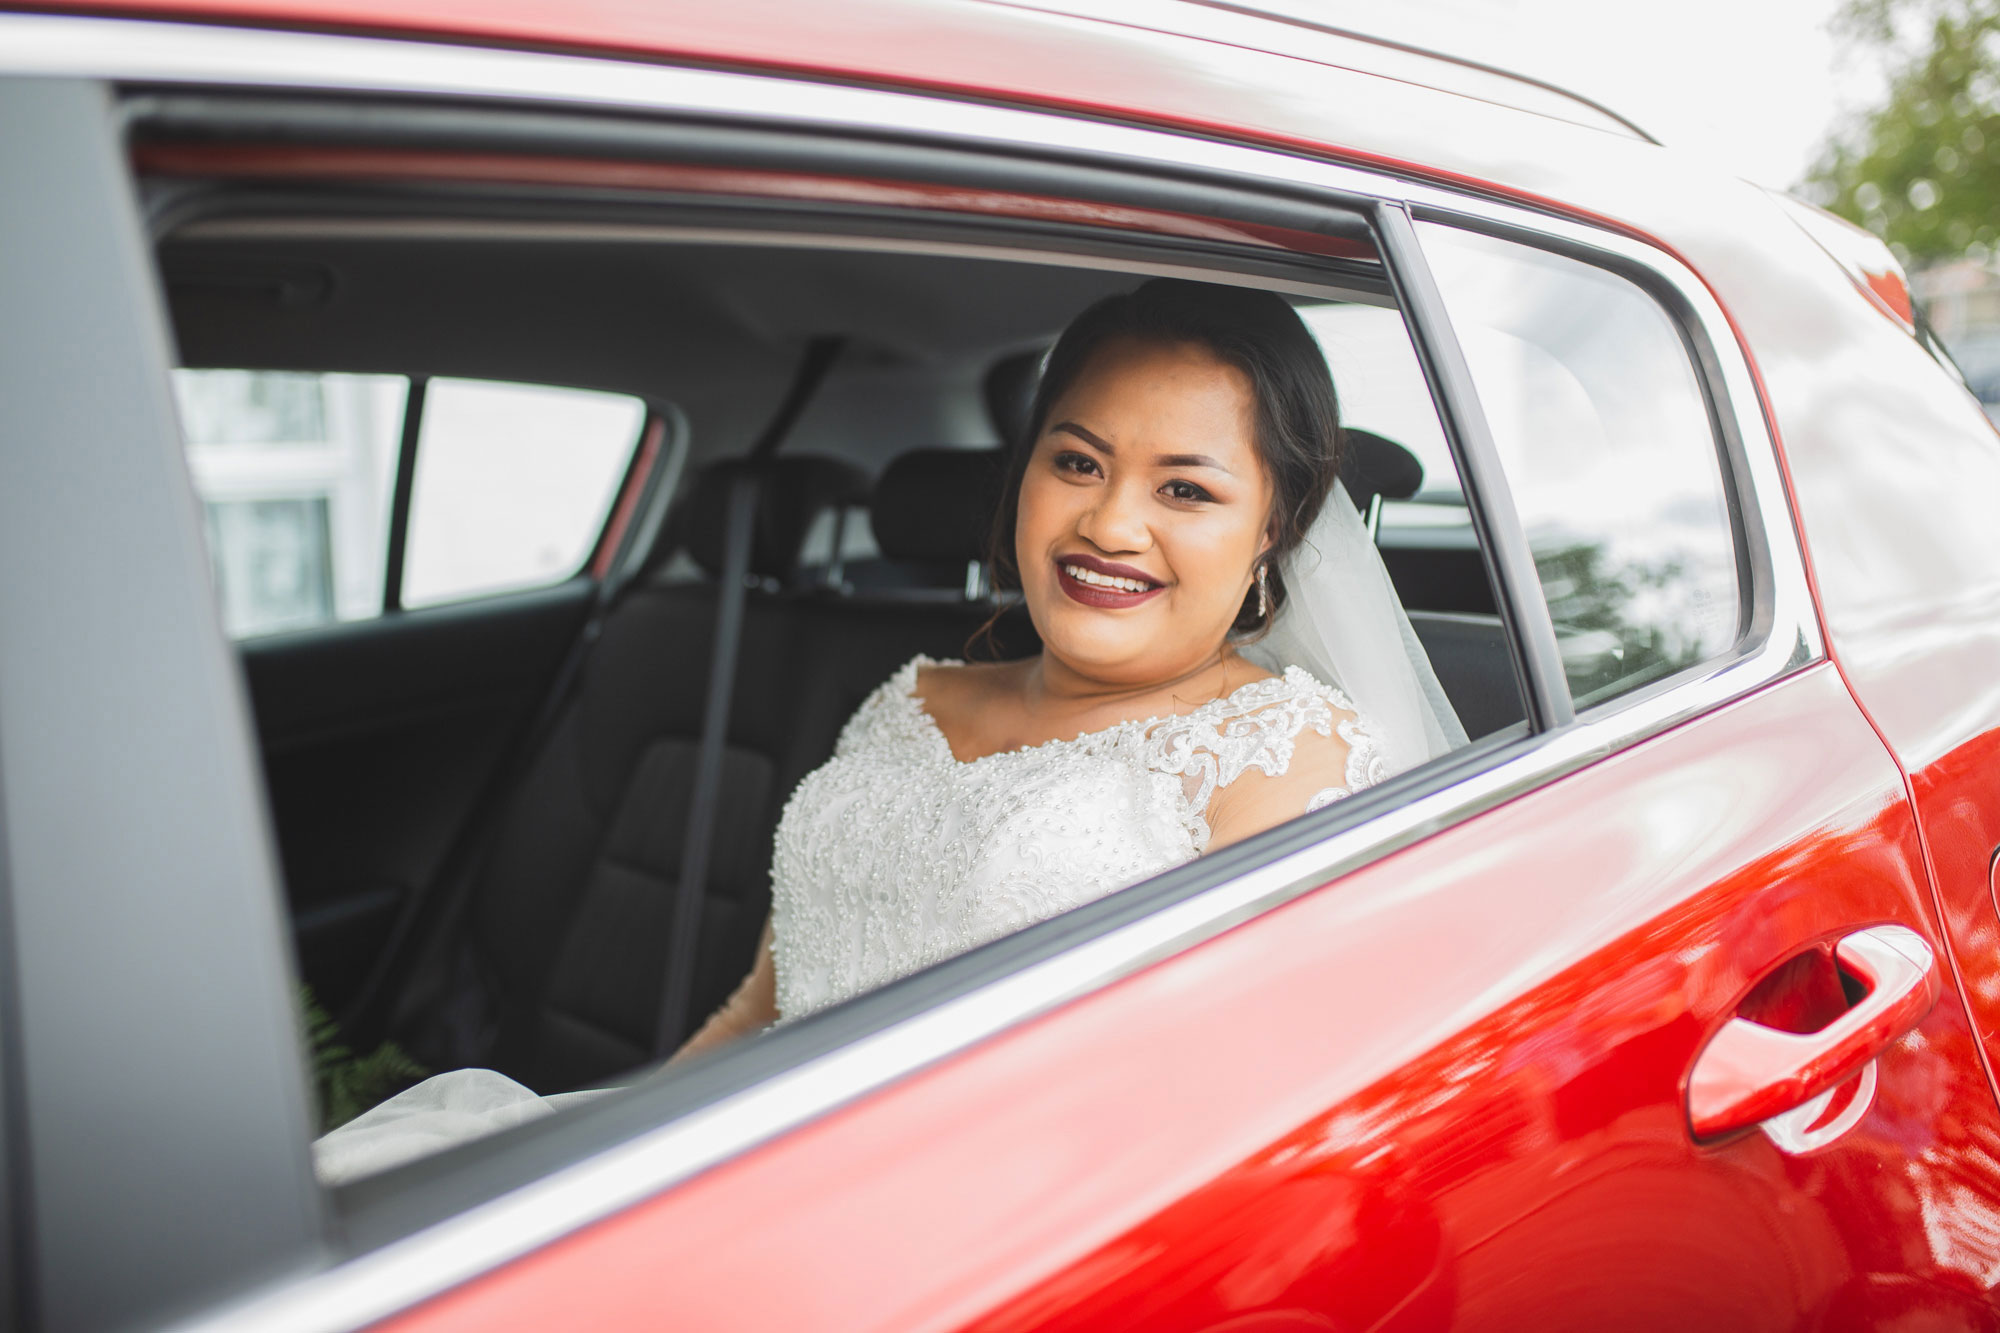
{"left": 1161, "top": 663, "right": 1386, "bottom": 851}
{"left": 1149, "top": 664, "right": 1361, "bottom": 766}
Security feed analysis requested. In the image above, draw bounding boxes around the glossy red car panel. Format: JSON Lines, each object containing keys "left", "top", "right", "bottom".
{"left": 1717, "top": 182, "right": 2000, "bottom": 1123}
{"left": 24, "top": 3, "right": 2000, "bottom": 1326}
{"left": 372, "top": 666, "right": 2000, "bottom": 1330}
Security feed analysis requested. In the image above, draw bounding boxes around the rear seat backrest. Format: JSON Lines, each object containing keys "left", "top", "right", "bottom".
{"left": 1407, "top": 610, "right": 1525, "bottom": 739}
{"left": 441, "top": 454, "right": 868, "bottom": 1091}
{"left": 781, "top": 445, "right": 1040, "bottom": 842}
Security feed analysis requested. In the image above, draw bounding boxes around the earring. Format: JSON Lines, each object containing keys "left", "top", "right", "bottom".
{"left": 1255, "top": 562, "right": 1271, "bottom": 621}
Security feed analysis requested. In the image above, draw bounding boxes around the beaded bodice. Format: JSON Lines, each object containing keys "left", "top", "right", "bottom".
{"left": 769, "top": 656, "right": 1383, "bottom": 1019}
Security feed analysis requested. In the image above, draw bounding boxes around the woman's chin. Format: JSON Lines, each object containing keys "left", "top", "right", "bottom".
{"left": 1032, "top": 605, "right": 1182, "bottom": 681}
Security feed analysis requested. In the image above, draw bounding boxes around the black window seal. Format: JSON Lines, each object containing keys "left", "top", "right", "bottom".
{"left": 380, "top": 375, "right": 425, "bottom": 614}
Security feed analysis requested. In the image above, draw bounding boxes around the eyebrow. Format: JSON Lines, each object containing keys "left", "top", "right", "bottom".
{"left": 1050, "top": 421, "right": 1234, "bottom": 474}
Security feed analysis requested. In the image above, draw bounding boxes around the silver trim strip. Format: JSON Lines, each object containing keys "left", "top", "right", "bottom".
{"left": 0, "top": 13, "right": 1819, "bottom": 1329}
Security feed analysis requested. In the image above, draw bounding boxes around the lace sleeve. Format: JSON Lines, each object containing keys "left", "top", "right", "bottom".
{"left": 1307, "top": 712, "right": 1387, "bottom": 812}
{"left": 1143, "top": 667, "right": 1385, "bottom": 850}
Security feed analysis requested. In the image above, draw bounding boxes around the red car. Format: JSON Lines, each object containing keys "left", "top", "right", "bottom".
{"left": 5, "top": 3, "right": 2000, "bottom": 1330}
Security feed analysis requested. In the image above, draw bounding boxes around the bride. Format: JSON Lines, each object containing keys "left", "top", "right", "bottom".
{"left": 315, "top": 278, "right": 1464, "bottom": 1183}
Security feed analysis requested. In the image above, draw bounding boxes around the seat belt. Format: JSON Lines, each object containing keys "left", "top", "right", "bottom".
{"left": 655, "top": 337, "right": 841, "bottom": 1054}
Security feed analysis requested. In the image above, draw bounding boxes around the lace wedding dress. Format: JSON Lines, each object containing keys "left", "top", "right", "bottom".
{"left": 772, "top": 655, "right": 1382, "bottom": 1017}
{"left": 314, "top": 654, "right": 1382, "bottom": 1184}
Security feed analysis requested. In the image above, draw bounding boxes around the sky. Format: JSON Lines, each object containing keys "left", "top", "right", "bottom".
{"left": 1298, "top": 0, "right": 1888, "bottom": 190}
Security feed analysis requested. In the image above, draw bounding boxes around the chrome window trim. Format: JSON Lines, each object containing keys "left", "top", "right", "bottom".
{"left": 0, "top": 14, "right": 1818, "bottom": 1329}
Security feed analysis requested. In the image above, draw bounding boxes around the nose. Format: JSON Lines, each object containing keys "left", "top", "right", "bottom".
{"left": 1073, "top": 476, "right": 1152, "bottom": 555}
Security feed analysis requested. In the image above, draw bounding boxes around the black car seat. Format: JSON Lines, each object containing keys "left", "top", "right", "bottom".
{"left": 1341, "top": 429, "right": 1524, "bottom": 740}
{"left": 393, "top": 454, "right": 869, "bottom": 1092}
{"left": 781, "top": 447, "right": 1039, "bottom": 793}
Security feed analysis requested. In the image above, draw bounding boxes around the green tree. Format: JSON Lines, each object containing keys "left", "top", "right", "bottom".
{"left": 1810, "top": 0, "right": 2000, "bottom": 262}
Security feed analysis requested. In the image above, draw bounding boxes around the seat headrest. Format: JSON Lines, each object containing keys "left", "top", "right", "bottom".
{"left": 1339, "top": 428, "right": 1424, "bottom": 506}
{"left": 870, "top": 448, "right": 1006, "bottom": 563}
{"left": 983, "top": 349, "right": 1042, "bottom": 450}
{"left": 682, "top": 454, "right": 870, "bottom": 580}
{"left": 865, "top": 431, "right": 1411, "bottom": 570}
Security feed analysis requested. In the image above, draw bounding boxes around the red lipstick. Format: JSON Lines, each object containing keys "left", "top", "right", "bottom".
{"left": 1054, "top": 553, "right": 1167, "bottom": 610}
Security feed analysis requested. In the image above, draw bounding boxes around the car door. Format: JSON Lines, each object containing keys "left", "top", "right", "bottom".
{"left": 1757, "top": 207, "right": 2000, "bottom": 1155}
{"left": 14, "top": 17, "right": 2000, "bottom": 1333}
{"left": 364, "top": 181, "right": 2000, "bottom": 1333}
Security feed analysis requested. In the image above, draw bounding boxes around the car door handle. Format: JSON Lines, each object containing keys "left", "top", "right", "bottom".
{"left": 1688, "top": 924, "right": 1940, "bottom": 1140}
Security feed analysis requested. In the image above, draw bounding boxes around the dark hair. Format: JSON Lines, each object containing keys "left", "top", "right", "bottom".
{"left": 986, "top": 277, "right": 1343, "bottom": 636}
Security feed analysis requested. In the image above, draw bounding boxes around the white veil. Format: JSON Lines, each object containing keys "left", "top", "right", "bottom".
{"left": 1240, "top": 489, "right": 1468, "bottom": 775}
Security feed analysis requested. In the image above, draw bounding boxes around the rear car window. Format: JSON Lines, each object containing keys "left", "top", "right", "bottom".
{"left": 402, "top": 378, "right": 646, "bottom": 609}
{"left": 173, "top": 370, "right": 646, "bottom": 633}
{"left": 1298, "top": 300, "right": 1460, "bottom": 502}
{"left": 1415, "top": 224, "right": 1744, "bottom": 707}
{"left": 174, "top": 369, "right": 406, "bottom": 637}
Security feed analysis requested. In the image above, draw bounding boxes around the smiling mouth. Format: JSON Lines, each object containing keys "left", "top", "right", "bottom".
{"left": 1055, "top": 558, "right": 1166, "bottom": 608}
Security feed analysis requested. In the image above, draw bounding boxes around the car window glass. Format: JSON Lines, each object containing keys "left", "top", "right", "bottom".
{"left": 1415, "top": 224, "right": 1744, "bottom": 706}
{"left": 402, "top": 378, "right": 646, "bottom": 609}
{"left": 173, "top": 369, "right": 406, "bottom": 637}
{"left": 174, "top": 371, "right": 648, "bottom": 630}
{"left": 1297, "top": 301, "right": 1460, "bottom": 502}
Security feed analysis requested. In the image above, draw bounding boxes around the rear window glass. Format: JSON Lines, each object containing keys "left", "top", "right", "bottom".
{"left": 1415, "top": 224, "right": 1743, "bottom": 707}
{"left": 173, "top": 370, "right": 646, "bottom": 634}
{"left": 1298, "top": 300, "right": 1460, "bottom": 502}
{"left": 402, "top": 378, "right": 646, "bottom": 609}
{"left": 173, "top": 369, "right": 406, "bottom": 637}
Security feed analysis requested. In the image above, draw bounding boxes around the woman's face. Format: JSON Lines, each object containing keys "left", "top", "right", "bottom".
{"left": 1015, "top": 336, "right": 1274, "bottom": 687}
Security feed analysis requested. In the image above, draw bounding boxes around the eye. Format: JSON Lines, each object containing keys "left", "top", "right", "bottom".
{"left": 1053, "top": 450, "right": 1102, "bottom": 478}
{"left": 1160, "top": 478, "right": 1214, "bottom": 503}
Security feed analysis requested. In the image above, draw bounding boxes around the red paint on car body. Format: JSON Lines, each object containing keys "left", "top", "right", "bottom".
{"left": 379, "top": 666, "right": 2000, "bottom": 1330}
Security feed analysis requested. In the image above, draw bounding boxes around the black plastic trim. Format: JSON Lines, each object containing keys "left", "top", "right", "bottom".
{"left": 0, "top": 76, "right": 324, "bottom": 1331}
{"left": 126, "top": 91, "right": 1385, "bottom": 269}
{"left": 381, "top": 375, "right": 425, "bottom": 613}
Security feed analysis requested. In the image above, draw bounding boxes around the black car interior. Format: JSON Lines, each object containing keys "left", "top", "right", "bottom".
{"left": 162, "top": 215, "right": 1524, "bottom": 1095}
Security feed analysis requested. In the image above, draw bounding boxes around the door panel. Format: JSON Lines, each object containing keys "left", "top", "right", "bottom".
{"left": 243, "top": 579, "right": 592, "bottom": 1012}
{"left": 1721, "top": 210, "right": 2000, "bottom": 1110}
{"left": 380, "top": 665, "right": 2000, "bottom": 1329}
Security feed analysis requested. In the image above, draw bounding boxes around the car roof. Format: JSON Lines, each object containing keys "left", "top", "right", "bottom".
{"left": 58, "top": 0, "right": 1654, "bottom": 152}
